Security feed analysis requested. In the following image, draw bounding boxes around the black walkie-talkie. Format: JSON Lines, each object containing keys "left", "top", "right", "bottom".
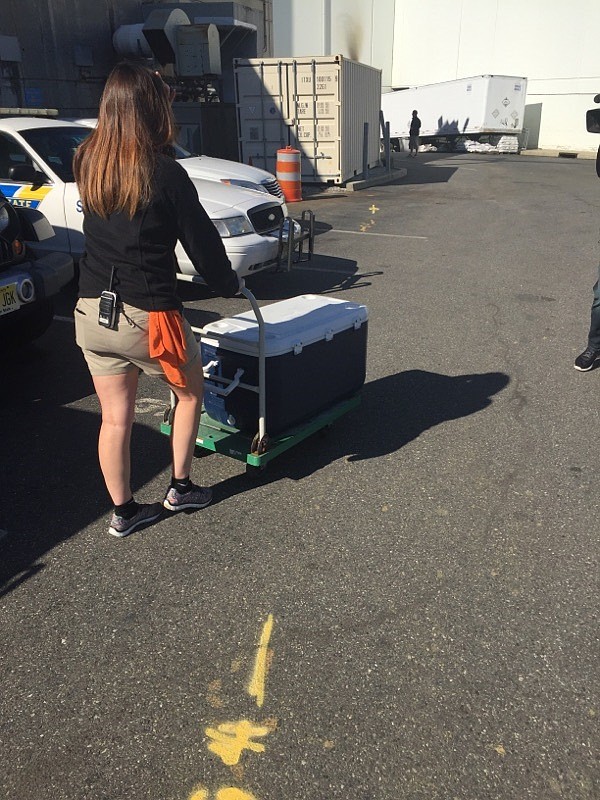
{"left": 98, "top": 266, "right": 118, "bottom": 329}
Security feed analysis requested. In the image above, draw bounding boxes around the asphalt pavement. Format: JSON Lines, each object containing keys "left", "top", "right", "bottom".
{"left": 1, "top": 152, "right": 598, "bottom": 800}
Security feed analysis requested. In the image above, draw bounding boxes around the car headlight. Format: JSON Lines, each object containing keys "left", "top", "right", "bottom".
{"left": 212, "top": 215, "right": 254, "bottom": 238}
{"left": 220, "top": 178, "right": 269, "bottom": 194}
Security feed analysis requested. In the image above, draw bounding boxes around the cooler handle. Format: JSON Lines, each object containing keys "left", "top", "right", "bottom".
{"left": 204, "top": 367, "right": 245, "bottom": 397}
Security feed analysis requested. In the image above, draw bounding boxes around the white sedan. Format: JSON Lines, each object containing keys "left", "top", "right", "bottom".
{"left": 0, "top": 117, "right": 291, "bottom": 281}
{"left": 72, "top": 117, "right": 287, "bottom": 206}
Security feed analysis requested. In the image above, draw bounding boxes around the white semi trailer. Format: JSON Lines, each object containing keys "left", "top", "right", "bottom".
{"left": 381, "top": 74, "right": 527, "bottom": 151}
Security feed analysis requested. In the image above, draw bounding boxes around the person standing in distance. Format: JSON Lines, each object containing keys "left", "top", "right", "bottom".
{"left": 73, "top": 62, "right": 240, "bottom": 537}
{"left": 409, "top": 109, "right": 421, "bottom": 157}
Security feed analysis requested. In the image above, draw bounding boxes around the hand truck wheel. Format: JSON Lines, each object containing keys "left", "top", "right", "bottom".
{"left": 251, "top": 432, "right": 270, "bottom": 455}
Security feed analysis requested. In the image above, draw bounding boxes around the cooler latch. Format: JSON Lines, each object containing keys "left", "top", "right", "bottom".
{"left": 354, "top": 319, "right": 362, "bottom": 330}
{"left": 325, "top": 329, "right": 334, "bottom": 341}
{"left": 293, "top": 342, "right": 303, "bottom": 355}
{"left": 203, "top": 359, "right": 219, "bottom": 376}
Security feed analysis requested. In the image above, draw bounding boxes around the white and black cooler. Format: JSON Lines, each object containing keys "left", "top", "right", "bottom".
{"left": 200, "top": 294, "right": 368, "bottom": 435}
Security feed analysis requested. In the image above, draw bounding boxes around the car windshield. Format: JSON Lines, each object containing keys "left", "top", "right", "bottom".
{"left": 19, "top": 126, "right": 91, "bottom": 182}
{"left": 173, "top": 142, "right": 195, "bottom": 159}
{"left": 20, "top": 126, "right": 195, "bottom": 181}
{"left": 70, "top": 119, "right": 197, "bottom": 160}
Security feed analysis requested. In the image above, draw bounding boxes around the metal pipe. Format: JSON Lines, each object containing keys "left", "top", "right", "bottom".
{"left": 363, "top": 121, "right": 369, "bottom": 178}
{"left": 385, "top": 121, "right": 391, "bottom": 173}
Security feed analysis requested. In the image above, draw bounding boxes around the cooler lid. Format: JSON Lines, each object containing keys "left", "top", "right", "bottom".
{"left": 200, "top": 294, "right": 368, "bottom": 357}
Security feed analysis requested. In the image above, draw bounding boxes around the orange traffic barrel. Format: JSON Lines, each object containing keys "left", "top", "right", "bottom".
{"left": 276, "top": 146, "right": 302, "bottom": 202}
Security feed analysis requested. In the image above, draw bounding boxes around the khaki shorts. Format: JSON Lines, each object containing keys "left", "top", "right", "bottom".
{"left": 74, "top": 297, "right": 200, "bottom": 379}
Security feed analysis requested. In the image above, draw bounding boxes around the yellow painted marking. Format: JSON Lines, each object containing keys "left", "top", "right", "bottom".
{"left": 207, "top": 679, "right": 225, "bottom": 709}
{"left": 248, "top": 614, "right": 274, "bottom": 708}
{"left": 369, "top": 204, "right": 379, "bottom": 213}
{"left": 216, "top": 789, "right": 257, "bottom": 800}
{"left": 189, "top": 789, "right": 256, "bottom": 800}
{"left": 189, "top": 788, "right": 209, "bottom": 800}
{"left": 205, "top": 719, "right": 270, "bottom": 766}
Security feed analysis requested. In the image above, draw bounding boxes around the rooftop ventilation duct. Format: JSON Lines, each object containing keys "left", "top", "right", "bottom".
{"left": 143, "top": 8, "right": 190, "bottom": 66}
{"left": 176, "top": 24, "right": 221, "bottom": 77}
{"left": 112, "top": 24, "right": 154, "bottom": 59}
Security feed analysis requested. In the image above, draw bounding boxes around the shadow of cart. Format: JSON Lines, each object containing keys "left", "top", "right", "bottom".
{"left": 210, "top": 368, "right": 510, "bottom": 500}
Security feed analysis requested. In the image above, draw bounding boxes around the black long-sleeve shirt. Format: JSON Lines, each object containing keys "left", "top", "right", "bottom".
{"left": 78, "top": 154, "right": 239, "bottom": 310}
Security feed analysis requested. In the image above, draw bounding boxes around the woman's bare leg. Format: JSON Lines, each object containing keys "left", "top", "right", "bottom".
{"left": 92, "top": 370, "right": 139, "bottom": 505}
{"left": 168, "top": 358, "right": 204, "bottom": 480}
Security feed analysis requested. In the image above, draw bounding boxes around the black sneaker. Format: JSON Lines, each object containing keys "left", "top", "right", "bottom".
{"left": 163, "top": 483, "right": 213, "bottom": 512}
{"left": 108, "top": 502, "right": 163, "bottom": 538}
{"left": 574, "top": 347, "right": 600, "bottom": 372}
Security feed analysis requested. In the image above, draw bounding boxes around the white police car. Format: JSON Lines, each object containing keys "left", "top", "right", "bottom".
{"left": 72, "top": 118, "right": 286, "bottom": 205}
{"left": 0, "top": 117, "right": 290, "bottom": 282}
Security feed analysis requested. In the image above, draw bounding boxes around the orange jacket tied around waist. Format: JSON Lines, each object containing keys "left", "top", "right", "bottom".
{"left": 148, "top": 310, "right": 188, "bottom": 387}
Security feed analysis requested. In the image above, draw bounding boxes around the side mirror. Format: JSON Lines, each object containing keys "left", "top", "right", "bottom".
{"left": 14, "top": 207, "right": 55, "bottom": 241}
{"left": 8, "top": 164, "right": 48, "bottom": 186}
{"left": 586, "top": 108, "right": 600, "bottom": 134}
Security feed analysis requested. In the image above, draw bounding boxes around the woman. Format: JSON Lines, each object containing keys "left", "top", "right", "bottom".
{"left": 73, "top": 62, "right": 240, "bottom": 538}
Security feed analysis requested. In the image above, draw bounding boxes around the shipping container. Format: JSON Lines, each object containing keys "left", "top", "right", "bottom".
{"left": 234, "top": 55, "right": 382, "bottom": 184}
{"left": 381, "top": 75, "right": 528, "bottom": 142}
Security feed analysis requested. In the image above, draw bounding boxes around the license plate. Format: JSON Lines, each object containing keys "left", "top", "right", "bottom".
{"left": 0, "top": 283, "right": 21, "bottom": 316}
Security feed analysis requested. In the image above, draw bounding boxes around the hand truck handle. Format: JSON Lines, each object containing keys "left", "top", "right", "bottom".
{"left": 239, "top": 284, "right": 267, "bottom": 440}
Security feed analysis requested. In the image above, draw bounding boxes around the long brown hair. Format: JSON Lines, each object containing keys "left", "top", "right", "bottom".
{"left": 73, "top": 62, "right": 176, "bottom": 219}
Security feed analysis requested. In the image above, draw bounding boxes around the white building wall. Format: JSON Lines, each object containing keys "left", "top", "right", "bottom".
{"left": 273, "top": 0, "right": 396, "bottom": 91}
{"left": 273, "top": 0, "right": 600, "bottom": 152}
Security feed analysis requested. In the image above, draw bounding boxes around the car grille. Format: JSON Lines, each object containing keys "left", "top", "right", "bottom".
{"left": 262, "top": 178, "right": 284, "bottom": 200}
{"left": 248, "top": 203, "right": 284, "bottom": 234}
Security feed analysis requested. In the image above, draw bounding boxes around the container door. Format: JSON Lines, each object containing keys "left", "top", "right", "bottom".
{"left": 289, "top": 59, "right": 341, "bottom": 182}
{"left": 483, "top": 76, "right": 527, "bottom": 135}
{"left": 236, "top": 61, "right": 290, "bottom": 175}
